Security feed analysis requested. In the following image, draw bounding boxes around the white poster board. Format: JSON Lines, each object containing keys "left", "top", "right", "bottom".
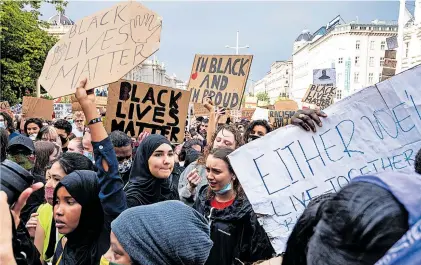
{"left": 313, "top": 68, "right": 336, "bottom": 86}
{"left": 229, "top": 65, "right": 421, "bottom": 254}
{"left": 54, "top": 103, "right": 72, "bottom": 119}
{"left": 251, "top": 107, "right": 269, "bottom": 121}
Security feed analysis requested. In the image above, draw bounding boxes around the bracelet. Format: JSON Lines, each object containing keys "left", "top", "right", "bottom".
{"left": 88, "top": 117, "right": 102, "bottom": 125}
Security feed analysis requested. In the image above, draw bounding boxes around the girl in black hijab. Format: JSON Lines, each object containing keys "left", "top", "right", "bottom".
{"left": 125, "top": 134, "right": 179, "bottom": 207}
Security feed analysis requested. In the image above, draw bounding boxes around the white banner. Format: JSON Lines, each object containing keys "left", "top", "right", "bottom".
{"left": 229, "top": 65, "right": 421, "bottom": 254}
{"left": 54, "top": 103, "right": 72, "bottom": 119}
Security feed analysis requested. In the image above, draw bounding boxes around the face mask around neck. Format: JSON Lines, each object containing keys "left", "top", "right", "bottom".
{"left": 215, "top": 181, "right": 233, "bottom": 195}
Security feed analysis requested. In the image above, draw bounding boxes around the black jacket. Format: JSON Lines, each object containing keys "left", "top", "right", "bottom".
{"left": 193, "top": 186, "right": 274, "bottom": 265}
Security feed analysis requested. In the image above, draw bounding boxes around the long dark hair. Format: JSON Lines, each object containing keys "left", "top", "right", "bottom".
{"left": 243, "top": 119, "right": 272, "bottom": 142}
{"left": 205, "top": 147, "right": 244, "bottom": 200}
{"left": 24, "top": 118, "right": 43, "bottom": 135}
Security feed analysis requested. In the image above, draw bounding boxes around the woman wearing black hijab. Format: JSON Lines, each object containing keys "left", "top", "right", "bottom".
{"left": 51, "top": 78, "right": 127, "bottom": 265}
{"left": 124, "top": 134, "right": 179, "bottom": 207}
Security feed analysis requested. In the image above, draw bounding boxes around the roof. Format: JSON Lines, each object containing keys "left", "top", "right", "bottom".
{"left": 48, "top": 12, "right": 74, "bottom": 26}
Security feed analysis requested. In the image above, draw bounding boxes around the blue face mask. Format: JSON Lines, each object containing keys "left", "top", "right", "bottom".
{"left": 215, "top": 182, "right": 232, "bottom": 195}
{"left": 83, "top": 150, "right": 94, "bottom": 163}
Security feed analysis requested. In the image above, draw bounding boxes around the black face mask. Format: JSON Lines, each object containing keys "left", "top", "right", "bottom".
{"left": 248, "top": 134, "right": 260, "bottom": 143}
{"left": 60, "top": 136, "right": 68, "bottom": 145}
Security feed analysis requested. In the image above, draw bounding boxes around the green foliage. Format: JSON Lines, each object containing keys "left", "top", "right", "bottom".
{"left": 0, "top": 1, "right": 65, "bottom": 104}
{"left": 256, "top": 91, "right": 270, "bottom": 102}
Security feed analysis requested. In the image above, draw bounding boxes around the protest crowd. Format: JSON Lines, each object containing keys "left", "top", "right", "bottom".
{"left": 2, "top": 2, "right": 421, "bottom": 265}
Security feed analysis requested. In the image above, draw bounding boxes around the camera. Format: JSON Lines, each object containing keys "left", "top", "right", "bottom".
{"left": 1, "top": 159, "right": 34, "bottom": 205}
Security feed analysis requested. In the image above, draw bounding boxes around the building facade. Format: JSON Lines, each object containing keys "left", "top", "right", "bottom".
{"left": 253, "top": 61, "right": 293, "bottom": 104}
{"left": 43, "top": 12, "right": 186, "bottom": 91}
{"left": 292, "top": 18, "right": 398, "bottom": 105}
{"left": 397, "top": 0, "right": 421, "bottom": 73}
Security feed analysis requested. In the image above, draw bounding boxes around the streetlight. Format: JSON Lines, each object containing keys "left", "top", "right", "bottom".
{"left": 225, "top": 31, "right": 249, "bottom": 55}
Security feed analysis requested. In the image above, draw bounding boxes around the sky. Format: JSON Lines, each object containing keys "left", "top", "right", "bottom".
{"left": 39, "top": 1, "right": 403, "bottom": 82}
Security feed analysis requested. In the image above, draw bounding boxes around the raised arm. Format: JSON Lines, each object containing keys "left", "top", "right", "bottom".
{"left": 75, "top": 78, "right": 127, "bottom": 217}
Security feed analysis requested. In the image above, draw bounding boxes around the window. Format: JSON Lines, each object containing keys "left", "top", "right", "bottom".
{"left": 337, "top": 73, "right": 342, "bottom": 84}
{"left": 405, "top": 42, "right": 410, "bottom": 58}
{"left": 286, "top": 70, "right": 289, "bottom": 75}
{"left": 369, "top": 57, "right": 374, "bottom": 67}
{"left": 285, "top": 80, "right": 289, "bottom": 84}
{"left": 355, "top": 56, "right": 360, "bottom": 66}
{"left": 381, "top": 41, "right": 386, "bottom": 50}
{"left": 338, "top": 57, "right": 343, "bottom": 64}
{"left": 354, "top": 72, "right": 359, "bottom": 83}
{"left": 379, "top": 73, "right": 382, "bottom": 82}
{"left": 370, "top": 41, "right": 375, "bottom": 50}
{"left": 368, "top": 73, "right": 374, "bottom": 83}
{"left": 380, "top": 57, "right": 385, "bottom": 66}
{"left": 336, "top": 90, "right": 342, "bottom": 100}
{"left": 356, "top": 40, "right": 360, "bottom": 50}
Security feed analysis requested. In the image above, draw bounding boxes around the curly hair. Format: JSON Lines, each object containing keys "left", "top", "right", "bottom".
{"left": 243, "top": 119, "right": 272, "bottom": 143}
{"left": 198, "top": 124, "right": 244, "bottom": 165}
{"left": 205, "top": 147, "right": 245, "bottom": 200}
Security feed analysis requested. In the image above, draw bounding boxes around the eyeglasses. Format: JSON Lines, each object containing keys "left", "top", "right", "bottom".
{"left": 75, "top": 120, "right": 84, "bottom": 123}
{"left": 117, "top": 155, "right": 131, "bottom": 162}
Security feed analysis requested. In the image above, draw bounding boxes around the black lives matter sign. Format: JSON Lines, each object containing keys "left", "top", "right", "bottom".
{"left": 187, "top": 55, "right": 253, "bottom": 110}
{"left": 302, "top": 85, "right": 336, "bottom": 110}
{"left": 106, "top": 80, "right": 190, "bottom": 143}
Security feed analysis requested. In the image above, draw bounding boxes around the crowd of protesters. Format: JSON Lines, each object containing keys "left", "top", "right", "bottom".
{"left": 1, "top": 78, "right": 420, "bottom": 265}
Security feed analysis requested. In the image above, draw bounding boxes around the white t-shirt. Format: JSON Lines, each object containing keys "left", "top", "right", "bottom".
{"left": 72, "top": 124, "right": 83, "bottom": 137}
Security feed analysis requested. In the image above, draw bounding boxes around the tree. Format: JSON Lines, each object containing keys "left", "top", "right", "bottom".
{"left": 0, "top": 1, "right": 64, "bottom": 104}
{"left": 256, "top": 91, "right": 270, "bottom": 102}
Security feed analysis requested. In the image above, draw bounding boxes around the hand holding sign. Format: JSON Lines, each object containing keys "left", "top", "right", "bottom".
{"left": 291, "top": 109, "right": 327, "bottom": 132}
{"left": 130, "top": 13, "right": 161, "bottom": 44}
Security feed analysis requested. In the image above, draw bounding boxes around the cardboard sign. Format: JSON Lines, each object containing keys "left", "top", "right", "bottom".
{"left": 106, "top": 80, "right": 191, "bottom": 143}
{"left": 0, "top": 101, "right": 10, "bottom": 110}
{"left": 187, "top": 55, "right": 253, "bottom": 109}
{"left": 268, "top": 110, "right": 296, "bottom": 128}
{"left": 302, "top": 84, "right": 336, "bottom": 109}
{"left": 22, "top": 97, "right": 54, "bottom": 120}
{"left": 382, "top": 50, "right": 398, "bottom": 81}
{"left": 313, "top": 68, "right": 336, "bottom": 86}
{"left": 54, "top": 103, "right": 73, "bottom": 119}
{"left": 39, "top": 1, "right": 162, "bottom": 98}
{"left": 241, "top": 108, "right": 255, "bottom": 120}
{"left": 193, "top": 103, "right": 209, "bottom": 117}
{"left": 229, "top": 65, "right": 421, "bottom": 253}
{"left": 95, "top": 96, "right": 108, "bottom": 106}
{"left": 386, "top": 36, "right": 398, "bottom": 50}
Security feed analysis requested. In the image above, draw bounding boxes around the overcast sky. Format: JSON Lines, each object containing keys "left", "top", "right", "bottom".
{"left": 40, "top": 1, "right": 403, "bottom": 82}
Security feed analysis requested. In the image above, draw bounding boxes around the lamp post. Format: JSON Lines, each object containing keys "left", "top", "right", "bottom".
{"left": 225, "top": 31, "right": 249, "bottom": 55}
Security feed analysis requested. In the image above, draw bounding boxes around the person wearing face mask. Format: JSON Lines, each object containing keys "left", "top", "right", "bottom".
{"left": 124, "top": 134, "right": 179, "bottom": 207}
{"left": 243, "top": 120, "right": 272, "bottom": 143}
{"left": 82, "top": 131, "right": 95, "bottom": 163}
{"left": 179, "top": 125, "right": 244, "bottom": 206}
{"left": 67, "top": 137, "right": 84, "bottom": 154}
{"left": 24, "top": 118, "right": 43, "bottom": 141}
{"left": 6, "top": 135, "right": 43, "bottom": 224}
{"left": 193, "top": 148, "right": 274, "bottom": 265}
{"left": 0, "top": 111, "right": 20, "bottom": 140}
{"left": 33, "top": 152, "right": 95, "bottom": 264}
{"left": 101, "top": 201, "right": 213, "bottom": 265}
{"left": 54, "top": 119, "right": 74, "bottom": 153}
{"left": 110, "top": 131, "right": 133, "bottom": 185}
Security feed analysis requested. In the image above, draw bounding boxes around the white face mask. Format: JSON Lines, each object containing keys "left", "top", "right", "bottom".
{"left": 29, "top": 134, "right": 37, "bottom": 141}
{"left": 0, "top": 121, "right": 5, "bottom": 129}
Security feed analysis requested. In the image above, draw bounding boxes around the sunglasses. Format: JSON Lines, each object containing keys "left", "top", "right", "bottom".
{"left": 75, "top": 120, "right": 84, "bottom": 123}
{"left": 117, "top": 155, "right": 131, "bottom": 162}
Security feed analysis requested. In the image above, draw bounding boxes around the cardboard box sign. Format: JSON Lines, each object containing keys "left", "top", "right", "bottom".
{"left": 187, "top": 55, "right": 253, "bottom": 110}
{"left": 193, "top": 103, "right": 209, "bottom": 116}
{"left": 0, "top": 101, "right": 10, "bottom": 110}
{"left": 106, "top": 80, "right": 191, "bottom": 143}
{"left": 39, "top": 1, "right": 162, "bottom": 99}
{"left": 302, "top": 84, "right": 337, "bottom": 110}
{"left": 269, "top": 110, "right": 296, "bottom": 128}
{"left": 241, "top": 108, "right": 255, "bottom": 120}
{"left": 22, "top": 97, "right": 54, "bottom": 121}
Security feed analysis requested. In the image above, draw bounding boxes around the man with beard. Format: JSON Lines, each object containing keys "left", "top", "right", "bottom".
{"left": 6, "top": 135, "right": 41, "bottom": 223}
{"left": 110, "top": 131, "right": 133, "bottom": 185}
{"left": 54, "top": 119, "right": 73, "bottom": 153}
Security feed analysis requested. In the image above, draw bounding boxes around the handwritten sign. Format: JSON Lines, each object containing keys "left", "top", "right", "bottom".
{"left": 106, "top": 80, "right": 191, "bottom": 143}
{"left": 241, "top": 108, "right": 255, "bottom": 120}
{"left": 95, "top": 96, "right": 108, "bottom": 106}
{"left": 382, "top": 50, "right": 397, "bottom": 81}
{"left": 193, "top": 103, "right": 209, "bottom": 117}
{"left": 269, "top": 110, "right": 296, "bottom": 128}
{"left": 39, "top": 1, "right": 162, "bottom": 99}
{"left": 302, "top": 84, "right": 336, "bottom": 109}
{"left": 22, "top": 97, "right": 54, "bottom": 121}
{"left": 187, "top": 55, "right": 253, "bottom": 109}
{"left": 0, "top": 101, "right": 10, "bottom": 110}
{"left": 54, "top": 103, "right": 72, "bottom": 119}
{"left": 229, "top": 65, "right": 421, "bottom": 253}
